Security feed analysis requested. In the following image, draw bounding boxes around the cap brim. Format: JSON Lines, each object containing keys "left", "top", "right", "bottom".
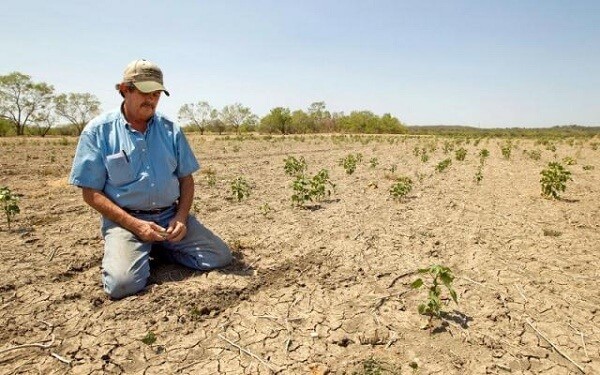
{"left": 133, "top": 81, "right": 170, "bottom": 96}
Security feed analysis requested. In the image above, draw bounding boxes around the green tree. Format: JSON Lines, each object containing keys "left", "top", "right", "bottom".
{"left": 259, "top": 107, "right": 292, "bottom": 134}
{"left": 178, "top": 101, "right": 213, "bottom": 134}
{"left": 336, "top": 111, "right": 406, "bottom": 134}
{"left": 289, "top": 110, "right": 314, "bottom": 134}
{"left": 208, "top": 112, "right": 226, "bottom": 134}
{"left": 54, "top": 92, "right": 101, "bottom": 135}
{"left": 0, "top": 72, "right": 55, "bottom": 135}
{"left": 29, "top": 103, "right": 58, "bottom": 137}
{"left": 379, "top": 113, "right": 407, "bottom": 134}
{"left": 307, "top": 101, "right": 332, "bottom": 132}
{"left": 220, "top": 103, "right": 256, "bottom": 134}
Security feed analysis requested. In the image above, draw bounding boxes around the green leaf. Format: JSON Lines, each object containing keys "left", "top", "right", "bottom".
{"left": 141, "top": 331, "right": 156, "bottom": 345}
{"left": 411, "top": 278, "right": 424, "bottom": 289}
{"left": 418, "top": 303, "right": 427, "bottom": 315}
{"left": 449, "top": 289, "right": 458, "bottom": 304}
{"left": 439, "top": 272, "right": 454, "bottom": 287}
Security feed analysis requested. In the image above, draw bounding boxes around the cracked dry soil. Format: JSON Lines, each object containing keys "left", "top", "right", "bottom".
{"left": 0, "top": 134, "right": 599, "bottom": 374}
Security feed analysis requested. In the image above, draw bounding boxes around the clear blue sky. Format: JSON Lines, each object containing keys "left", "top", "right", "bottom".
{"left": 2, "top": 1, "right": 599, "bottom": 127}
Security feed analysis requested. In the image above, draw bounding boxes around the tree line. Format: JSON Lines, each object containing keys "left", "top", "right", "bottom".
{"left": 0, "top": 71, "right": 406, "bottom": 137}
{"left": 178, "top": 101, "right": 407, "bottom": 135}
{"left": 0, "top": 72, "right": 101, "bottom": 136}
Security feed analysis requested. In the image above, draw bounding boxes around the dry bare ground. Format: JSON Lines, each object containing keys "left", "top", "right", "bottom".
{"left": 0, "top": 134, "right": 598, "bottom": 374}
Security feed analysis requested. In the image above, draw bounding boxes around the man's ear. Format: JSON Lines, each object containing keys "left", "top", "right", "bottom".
{"left": 117, "top": 83, "right": 131, "bottom": 98}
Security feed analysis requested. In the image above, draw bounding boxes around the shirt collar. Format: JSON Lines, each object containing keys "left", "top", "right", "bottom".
{"left": 119, "top": 102, "right": 156, "bottom": 133}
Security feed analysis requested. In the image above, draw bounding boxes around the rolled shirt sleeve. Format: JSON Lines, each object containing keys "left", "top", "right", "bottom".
{"left": 174, "top": 130, "right": 200, "bottom": 178}
{"left": 69, "top": 130, "right": 107, "bottom": 190}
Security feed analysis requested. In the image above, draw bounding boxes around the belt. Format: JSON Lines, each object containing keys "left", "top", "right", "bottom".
{"left": 124, "top": 203, "right": 176, "bottom": 215}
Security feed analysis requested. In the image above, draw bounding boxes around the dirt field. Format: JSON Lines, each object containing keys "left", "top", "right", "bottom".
{"left": 0, "top": 134, "right": 598, "bottom": 374}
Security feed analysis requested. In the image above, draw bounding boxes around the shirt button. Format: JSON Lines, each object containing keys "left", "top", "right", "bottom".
{"left": 152, "top": 202, "right": 156, "bottom": 205}
{"left": 146, "top": 166, "right": 150, "bottom": 170}
{"left": 142, "top": 149, "right": 146, "bottom": 152}
{"left": 151, "top": 183, "right": 155, "bottom": 187}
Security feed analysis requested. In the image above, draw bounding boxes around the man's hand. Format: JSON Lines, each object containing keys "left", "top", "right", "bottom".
{"left": 165, "top": 217, "right": 187, "bottom": 242}
{"left": 134, "top": 219, "right": 170, "bottom": 242}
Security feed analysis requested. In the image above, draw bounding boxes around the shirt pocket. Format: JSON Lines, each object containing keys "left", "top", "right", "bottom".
{"left": 106, "top": 151, "right": 136, "bottom": 186}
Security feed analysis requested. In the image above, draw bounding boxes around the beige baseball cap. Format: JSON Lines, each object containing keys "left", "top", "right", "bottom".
{"left": 116, "top": 59, "right": 170, "bottom": 96}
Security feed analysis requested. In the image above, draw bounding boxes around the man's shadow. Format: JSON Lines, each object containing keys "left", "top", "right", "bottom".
{"left": 148, "top": 245, "right": 254, "bottom": 285}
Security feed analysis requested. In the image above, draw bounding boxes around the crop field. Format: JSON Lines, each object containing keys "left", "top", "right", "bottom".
{"left": 0, "top": 134, "right": 599, "bottom": 374}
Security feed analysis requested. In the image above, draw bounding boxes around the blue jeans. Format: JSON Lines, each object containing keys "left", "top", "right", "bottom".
{"left": 100, "top": 206, "right": 232, "bottom": 299}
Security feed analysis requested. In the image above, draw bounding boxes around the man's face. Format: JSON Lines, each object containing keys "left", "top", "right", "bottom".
{"left": 122, "top": 84, "right": 161, "bottom": 122}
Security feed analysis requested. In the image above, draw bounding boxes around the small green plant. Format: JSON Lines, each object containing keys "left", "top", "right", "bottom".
{"left": 230, "top": 176, "right": 251, "bottom": 201}
{"left": 369, "top": 157, "right": 379, "bottom": 168}
{"left": 435, "top": 158, "right": 452, "bottom": 173}
{"left": 339, "top": 153, "right": 362, "bottom": 175}
{"left": 442, "top": 140, "right": 454, "bottom": 154}
{"left": 582, "top": 165, "right": 594, "bottom": 171}
{"left": 562, "top": 156, "right": 576, "bottom": 165}
{"left": 389, "top": 176, "right": 413, "bottom": 201}
{"left": 454, "top": 148, "right": 467, "bottom": 161}
{"left": 203, "top": 167, "right": 217, "bottom": 187}
{"left": 259, "top": 203, "right": 272, "bottom": 216}
{"left": 352, "top": 357, "right": 397, "bottom": 375}
{"left": 527, "top": 149, "right": 542, "bottom": 161}
{"left": 291, "top": 169, "right": 334, "bottom": 207}
{"left": 283, "top": 156, "right": 307, "bottom": 177}
{"left": 501, "top": 142, "right": 512, "bottom": 159}
{"left": 389, "top": 164, "right": 397, "bottom": 173}
{"left": 420, "top": 151, "right": 429, "bottom": 163}
{"left": 540, "top": 162, "right": 572, "bottom": 199}
{"left": 310, "top": 169, "right": 335, "bottom": 201}
{"left": 0, "top": 186, "right": 20, "bottom": 231}
{"left": 474, "top": 167, "right": 483, "bottom": 184}
{"left": 412, "top": 146, "right": 421, "bottom": 157}
{"left": 479, "top": 148, "right": 489, "bottom": 159}
{"left": 411, "top": 265, "right": 458, "bottom": 329}
{"left": 141, "top": 331, "right": 157, "bottom": 345}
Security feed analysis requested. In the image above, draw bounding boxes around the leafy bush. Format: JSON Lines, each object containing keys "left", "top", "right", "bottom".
{"left": 500, "top": 141, "right": 512, "bottom": 160}
{"left": 454, "top": 147, "right": 467, "bottom": 161}
{"left": 339, "top": 153, "right": 363, "bottom": 175}
{"left": 230, "top": 176, "right": 251, "bottom": 201}
{"left": 202, "top": 167, "right": 217, "bottom": 187}
{"left": 435, "top": 158, "right": 452, "bottom": 173}
{"left": 442, "top": 140, "right": 454, "bottom": 154}
{"left": 411, "top": 265, "right": 458, "bottom": 329}
{"left": 527, "top": 150, "right": 541, "bottom": 161}
{"left": 0, "top": 186, "right": 20, "bottom": 230}
{"left": 369, "top": 157, "right": 379, "bottom": 168}
{"left": 291, "top": 169, "right": 335, "bottom": 207}
{"left": 283, "top": 156, "right": 307, "bottom": 177}
{"left": 389, "top": 176, "right": 413, "bottom": 201}
{"left": 479, "top": 148, "right": 490, "bottom": 164}
{"left": 540, "top": 162, "right": 572, "bottom": 199}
